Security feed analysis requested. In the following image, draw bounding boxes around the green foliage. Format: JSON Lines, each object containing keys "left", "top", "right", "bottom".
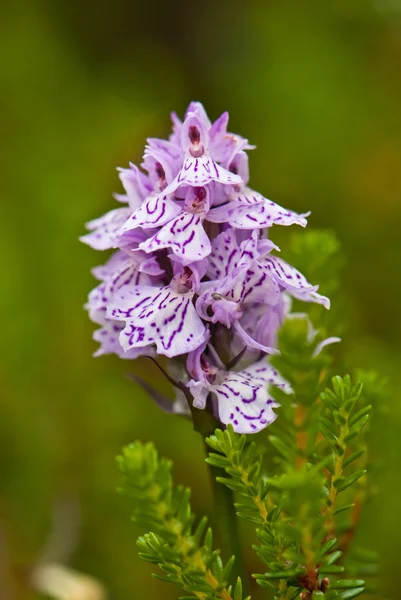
{"left": 284, "top": 230, "right": 345, "bottom": 337}
{"left": 205, "top": 371, "right": 374, "bottom": 599}
{"left": 117, "top": 442, "right": 249, "bottom": 600}
{"left": 117, "top": 230, "right": 384, "bottom": 599}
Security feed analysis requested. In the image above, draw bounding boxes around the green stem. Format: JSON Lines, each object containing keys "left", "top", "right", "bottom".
{"left": 206, "top": 451, "right": 246, "bottom": 568}
{"left": 190, "top": 405, "right": 248, "bottom": 593}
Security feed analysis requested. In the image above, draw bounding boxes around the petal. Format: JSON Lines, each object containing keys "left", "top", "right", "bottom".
{"left": 141, "top": 146, "right": 177, "bottom": 191}
{"left": 260, "top": 256, "right": 330, "bottom": 309}
{"left": 241, "top": 359, "right": 292, "bottom": 394}
{"left": 80, "top": 208, "right": 131, "bottom": 250}
{"left": 233, "top": 320, "right": 279, "bottom": 355}
{"left": 93, "top": 320, "right": 153, "bottom": 359}
{"left": 312, "top": 336, "right": 341, "bottom": 358}
{"left": 108, "top": 284, "right": 206, "bottom": 358}
{"left": 186, "top": 379, "right": 209, "bottom": 409}
{"left": 86, "top": 260, "right": 153, "bottom": 325}
{"left": 213, "top": 370, "right": 278, "bottom": 434}
{"left": 169, "top": 111, "right": 183, "bottom": 146}
{"left": 163, "top": 155, "right": 243, "bottom": 195}
{"left": 185, "top": 102, "right": 212, "bottom": 129}
{"left": 91, "top": 250, "right": 130, "bottom": 281}
{"left": 207, "top": 190, "right": 308, "bottom": 229}
{"left": 117, "top": 193, "right": 182, "bottom": 233}
{"left": 207, "top": 229, "right": 240, "bottom": 280}
{"left": 146, "top": 138, "right": 183, "bottom": 165}
{"left": 115, "top": 163, "right": 152, "bottom": 210}
{"left": 139, "top": 211, "right": 212, "bottom": 262}
{"left": 228, "top": 266, "right": 281, "bottom": 306}
{"left": 186, "top": 331, "right": 210, "bottom": 381}
{"left": 86, "top": 283, "right": 108, "bottom": 325}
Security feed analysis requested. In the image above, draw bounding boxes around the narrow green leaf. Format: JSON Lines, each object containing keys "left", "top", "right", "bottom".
{"left": 334, "top": 503, "right": 355, "bottom": 516}
{"left": 325, "top": 550, "right": 343, "bottom": 564}
{"left": 268, "top": 435, "right": 295, "bottom": 462}
{"left": 319, "top": 538, "right": 337, "bottom": 557}
{"left": 319, "top": 565, "right": 345, "bottom": 574}
{"left": 234, "top": 577, "right": 243, "bottom": 600}
{"left": 338, "top": 588, "right": 365, "bottom": 599}
{"left": 343, "top": 450, "right": 365, "bottom": 468}
{"left": 349, "top": 405, "right": 371, "bottom": 427}
{"left": 331, "top": 580, "right": 365, "bottom": 589}
{"left": 336, "top": 470, "right": 367, "bottom": 492}
{"left": 222, "top": 555, "right": 235, "bottom": 583}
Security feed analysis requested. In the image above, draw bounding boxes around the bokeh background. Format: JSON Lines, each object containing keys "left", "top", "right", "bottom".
{"left": 1, "top": 0, "right": 401, "bottom": 598}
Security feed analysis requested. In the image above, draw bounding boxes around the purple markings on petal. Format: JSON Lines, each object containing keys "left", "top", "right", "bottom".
{"left": 107, "top": 284, "right": 206, "bottom": 358}
{"left": 260, "top": 256, "right": 330, "bottom": 309}
{"left": 80, "top": 208, "right": 131, "bottom": 250}
{"left": 207, "top": 190, "right": 308, "bottom": 230}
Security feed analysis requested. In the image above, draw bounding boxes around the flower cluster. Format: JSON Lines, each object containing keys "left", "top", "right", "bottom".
{"left": 81, "top": 102, "right": 329, "bottom": 433}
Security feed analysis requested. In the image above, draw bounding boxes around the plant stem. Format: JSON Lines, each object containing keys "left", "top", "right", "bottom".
{"left": 205, "top": 446, "right": 249, "bottom": 594}
{"left": 205, "top": 450, "right": 242, "bottom": 554}
{"left": 191, "top": 406, "right": 248, "bottom": 593}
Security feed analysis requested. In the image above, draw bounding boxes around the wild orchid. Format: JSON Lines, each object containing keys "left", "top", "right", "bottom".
{"left": 82, "top": 103, "right": 381, "bottom": 600}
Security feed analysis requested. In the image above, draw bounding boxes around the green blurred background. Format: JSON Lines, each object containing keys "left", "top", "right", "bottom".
{"left": 1, "top": 0, "right": 401, "bottom": 598}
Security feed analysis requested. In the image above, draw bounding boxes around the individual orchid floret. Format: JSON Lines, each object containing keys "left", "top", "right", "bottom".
{"left": 80, "top": 207, "right": 132, "bottom": 251}
{"left": 139, "top": 187, "right": 212, "bottom": 261}
{"left": 107, "top": 265, "right": 207, "bottom": 358}
{"left": 114, "top": 163, "right": 153, "bottom": 209}
{"left": 86, "top": 249, "right": 159, "bottom": 359}
{"left": 186, "top": 337, "right": 292, "bottom": 434}
{"left": 207, "top": 147, "right": 309, "bottom": 230}
{"left": 163, "top": 108, "right": 243, "bottom": 193}
{"left": 259, "top": 253, "right": 330, "bottom": 309}
{"left": 81, "top": 165, "right": 153, "bottom": 250}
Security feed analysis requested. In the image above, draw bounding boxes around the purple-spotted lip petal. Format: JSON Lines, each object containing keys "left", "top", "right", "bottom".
{"left": 106, "top": 283, "right": 207, "bottom": 358}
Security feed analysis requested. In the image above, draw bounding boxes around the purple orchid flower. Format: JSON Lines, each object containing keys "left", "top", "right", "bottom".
{"left": 81, "top": 101, "right": 332, "bottom": 434}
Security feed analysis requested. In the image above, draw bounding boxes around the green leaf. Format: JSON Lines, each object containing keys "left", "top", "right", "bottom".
{"left": 349, "top": 405, "right": 371, "bottom": 427}
{"left": 268, "top": 435, "right": 295, "bottom": 462}
{"left": 330, "top": 580, "right": 365, "bottom": 589}
{"left": 338, "top": 588, "right": 365, "bottom": 599}
{"left": 233, "top": 577, "right": 243, "bottom": 600}
{"left": 319, "top": 564, "right": 345, "bottom": 574}
{"left": 334, "top": 503, "right": 355, "bottom": 516}
{"left": 336, "top": 470, "right": 366, "bottom": 492}
{"left": 343, "top": 450, "right": 365, "bottom": 468}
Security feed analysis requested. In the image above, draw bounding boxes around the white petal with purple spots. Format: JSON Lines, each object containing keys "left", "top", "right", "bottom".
{"left": 80, "top": 208, "right": 131, "bottom": 250}
{"left": 93, "top": 320, "right": 155, "bottom": 359}
{"left": 163, "top": 155, "right": 243, "bottom": 194}
{"left": 139, "top": 211, "right": 211, "bottom": 262}
{"left": 117, "top": 193, "right": 182, "bottom": 233}
{"left": 107, "top": 284, "right": 206, "bottom": 358}
{"left": 207, "top": 190, "right": 308, "bottom": 229}
{"left": 260, "top": 255, "right": 330, "bottom": 309}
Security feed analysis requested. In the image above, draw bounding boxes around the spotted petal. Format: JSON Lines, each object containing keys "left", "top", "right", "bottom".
{"left": 213, "top": 369, "right": 278, "bottom": 434}
{"left": 86, "top": 260, "right": 153, "bottom": 325}
{"left": 93, "top": 320, "right": 154, "bottom": 359}
{"left": 80, "top": 208, "right": 131, "bottom": 250}
{"left": 107, "top": 284, "right": 206, "bottom": 358}
{"left": 207, "top": 190, "right": 308, "bottom": 229}
{"left": 260, "top": 255, "right": 330, "bottom": 309}
{"left": 139, "top": 211, "right": 212, "bottom": 262}
{"left": 207, "top": 229, "right": 240, "bottom": 280}
{"left": 163, "top": 155, "right": 243, "bottom": 194}
{"left": 114, "top": 163, "right": 152, "bottom": 209}
{"left": 117, "top": 193, "right": 182, "bottom": 234}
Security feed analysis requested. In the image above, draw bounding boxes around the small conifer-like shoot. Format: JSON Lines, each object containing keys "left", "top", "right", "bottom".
{"left": 83, "top": 104, "right": 383, "bottom": 598}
